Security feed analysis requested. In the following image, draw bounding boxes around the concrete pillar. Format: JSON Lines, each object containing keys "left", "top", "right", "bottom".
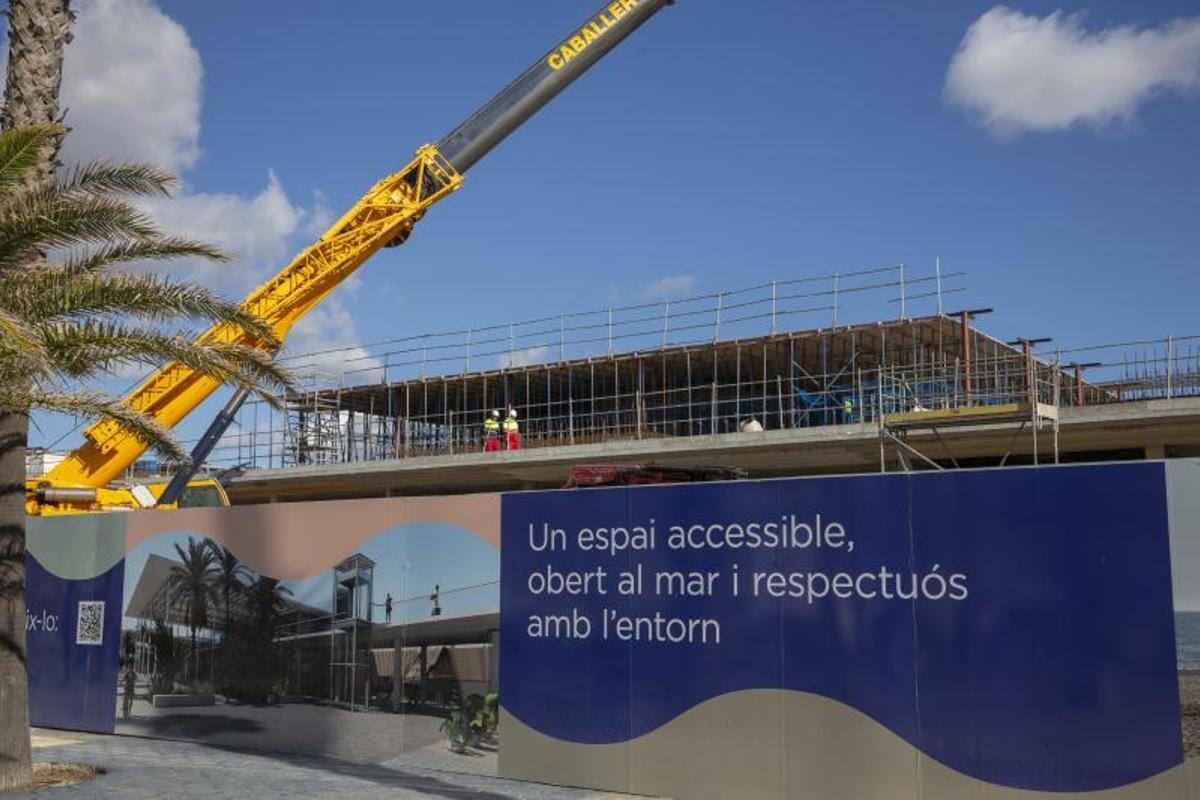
{"left": 418, "top": 644, "right": 428, "bottom": 706}
{"left": 391, "top": 635, "right": 401, "bottom": 712}
{"left": 488, "top": 629, "right": 500, "bottom": 694}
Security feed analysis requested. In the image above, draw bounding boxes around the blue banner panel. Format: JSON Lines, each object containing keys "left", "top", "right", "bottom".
{"left": 500, "top": 463, "right": 1180, "bottom": 792}
{"left": 26, "top": 552, "right": 123, "bottom": 733}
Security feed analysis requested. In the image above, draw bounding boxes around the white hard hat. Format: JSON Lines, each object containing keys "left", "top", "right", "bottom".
{"left": 491, "top": 409, "right": 500, "bottom": 418}
{"left": 509, "top": 409, "right": 518, "bottom": 419}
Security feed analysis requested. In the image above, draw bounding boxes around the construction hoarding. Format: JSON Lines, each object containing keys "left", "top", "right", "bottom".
{"left": 500, "top": 461, "right": 1200, "bottom": 799}
{"left": 24, "top": 461, "right": 1200, "bottom": 798}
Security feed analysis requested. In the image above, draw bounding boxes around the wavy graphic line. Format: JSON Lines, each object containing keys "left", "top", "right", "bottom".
{"left": 500, "top": 689, "right": 1189, "bottom": 800}
{"left": 126, "top": 494, "right": 499, "bottom": 580}
{"left": 27, "top": 513, "right": 127, "bottom": 580}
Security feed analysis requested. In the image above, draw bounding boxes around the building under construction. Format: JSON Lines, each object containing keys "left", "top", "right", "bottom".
{"left": 206, "top": 267, "right": 1200, "bottom": 489}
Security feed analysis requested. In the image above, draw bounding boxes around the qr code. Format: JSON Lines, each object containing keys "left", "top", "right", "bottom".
{"left": 76, "top": 601, "right": 105, "bottom": 646}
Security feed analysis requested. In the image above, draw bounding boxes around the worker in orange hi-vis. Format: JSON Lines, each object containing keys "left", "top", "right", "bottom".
{"left": 504, "top": 408, "right": 521, "bottom": 450}
{"left": 483, "top": 409, "right": 501, "bottom": 452}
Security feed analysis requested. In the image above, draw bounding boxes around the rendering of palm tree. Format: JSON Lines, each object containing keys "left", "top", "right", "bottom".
{"left": 207, "top": 539, "right": 251, "bottom": 689}
{"left": 247, "top": 576, "right": 294, "bottom": 637}
{"left": 166, "top": 538, "right": 220, "bottom": 683}
{"left": 207, "top": 539, "right": 252, "bottom": 634}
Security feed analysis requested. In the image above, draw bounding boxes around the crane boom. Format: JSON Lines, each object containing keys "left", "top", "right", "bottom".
{"left": 30, "top": 0, "right": 674, "bottom": 513}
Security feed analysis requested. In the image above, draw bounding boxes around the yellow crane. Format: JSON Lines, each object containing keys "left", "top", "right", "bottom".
{"left": 27, "top": 0, "right": 675, "bottom": 515}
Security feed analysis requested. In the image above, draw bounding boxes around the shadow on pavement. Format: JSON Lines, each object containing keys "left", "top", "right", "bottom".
{"left": 204, "top": 743, "right": 519, "bottom": 800}
{"left": 119, "top": 712, "right": 265, "bottom": 738}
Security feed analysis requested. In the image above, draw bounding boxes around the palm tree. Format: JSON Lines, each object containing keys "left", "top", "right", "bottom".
{"left": 0, "top": 124, "right": 292, "bottom": 789}
{"left": 1, "top": 2, "right": 74, "bottom": 789}
{"left": 166, "top": 538, "right": 219, "bottom": 684}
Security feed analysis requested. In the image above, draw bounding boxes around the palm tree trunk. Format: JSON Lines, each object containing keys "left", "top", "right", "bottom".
{"left": 0, "top": 2, "right": 73, "bottom": 788}
{"left": 1, "top": 0, "right": 73, "bottom": 181}
{"left": 0, "top": 412, "right": 32, "bottom": 792}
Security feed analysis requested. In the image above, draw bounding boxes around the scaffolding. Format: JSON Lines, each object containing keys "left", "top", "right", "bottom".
{"left": 164, "top": 267, "right": 1200, "bottom": 475}
{"left": 277, "top": 314, "right": 1069, "bottom": 463}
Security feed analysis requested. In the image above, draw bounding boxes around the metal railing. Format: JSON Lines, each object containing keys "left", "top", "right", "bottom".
{"left": 184, "top": 350, "right": 1092, "bottom": 470}
{"left": 102, "top": 270, "right": 1200, "bottom": 477}
{"left": 278, "top": 263, "right": 963, "bottom": 388}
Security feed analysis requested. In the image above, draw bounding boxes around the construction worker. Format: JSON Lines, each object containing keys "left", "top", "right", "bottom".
{"left": 483, "top": 409, "right": 501, "bottom": 452}
{"left": 504, "top": 408, "right": 521, "bottom": 450}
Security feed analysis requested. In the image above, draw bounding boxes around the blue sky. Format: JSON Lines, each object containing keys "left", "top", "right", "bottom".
{"left": 19, "top": 0, "right": 1200, "bottom": 448}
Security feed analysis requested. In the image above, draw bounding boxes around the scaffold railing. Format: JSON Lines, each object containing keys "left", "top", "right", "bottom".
{"left": 278, "top": 263, "right": 963, "bottom": 388}
{"left": 156, "top": 329, "right": 1200, "bottom": 475}
{"left": 52, "top": 260, "right": 1191, "bottom": 479}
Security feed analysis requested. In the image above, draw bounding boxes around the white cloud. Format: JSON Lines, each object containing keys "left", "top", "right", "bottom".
{"left": 303, "top": 190, "right": 335, "bottom": 239}
{"left": 3, "top": 0, "right": 390, "bottom": 389}
{"left": 639, "top": 275, "right": 697, "bottom": 299}
{"left": 945, "top": 7, "right": 1200, "bottom": 136}
{"left": 62, "top": 0, "right": 202, "bottom": 173}
{"left": 284, "top": 299, "right": 385, "bottom": 386}
{"left": 137, "top": 171, "right": 304, "bottom": 291}
{"left": 59, "top": 0, "right": 371, "bottom": 366}
{"left": 497, "top": 346, "right": 550, "bottom": 369}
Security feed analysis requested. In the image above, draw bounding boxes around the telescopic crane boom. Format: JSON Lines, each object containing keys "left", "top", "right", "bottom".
{"left": 29, "top": 0, "right": 675, "bottom": 515}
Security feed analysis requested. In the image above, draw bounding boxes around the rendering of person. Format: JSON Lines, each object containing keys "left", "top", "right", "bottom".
{"left": 385, "top": 592, "right": 393, "bottom": 623}
{"left": 121, "top": 661, "right": 137, "bottom": 720}
{"left": 431, "top": 584, "right": 441, "bottom": 617}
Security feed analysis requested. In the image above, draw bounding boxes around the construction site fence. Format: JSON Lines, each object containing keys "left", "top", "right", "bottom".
{"left": 176, "top": 333, "right": 1200, "bottom": 473}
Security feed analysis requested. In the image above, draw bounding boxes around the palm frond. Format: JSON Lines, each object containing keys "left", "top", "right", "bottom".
{"left": 0, "top": 125, "right": 299, "bottom": 466}
{"left": 59, "top": 162, "right": 176, "bottom": 198}
{"left": 37, "top": 321, "right": 291, "bottom": 401}
{"left": 17, "top": 388, "right": 188, "bottom": 464}
{"left": 56, "top": 238, "right": 229, "bottom": 275}
{"left": 0, "top": 306, "right": 48, "bottom": 371}
{"left": 2, "top": 269, "right": 275, "bottom": 345}
{"left": 0, "top": 193, "right": 161, "bottom": 268}
{"left": 0, "top": 124, "right": 62, "bottom": 194}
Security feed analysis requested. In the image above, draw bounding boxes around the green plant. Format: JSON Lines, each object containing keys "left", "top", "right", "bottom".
{"left": 439, "top": 708, "right": 471, "bottom": 753}
{"left": 481, "top": 692, "right": 500, "bottom": 738}
{"left": 463, "top": 694, "right": 485, "bottom": 735}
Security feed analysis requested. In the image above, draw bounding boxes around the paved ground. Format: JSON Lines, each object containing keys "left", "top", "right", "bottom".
{"left": 114, "top": 695, "right": 496, "bottom": 775}
{"left": 18, "top": 729, "right": 635, "bottom": 799}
